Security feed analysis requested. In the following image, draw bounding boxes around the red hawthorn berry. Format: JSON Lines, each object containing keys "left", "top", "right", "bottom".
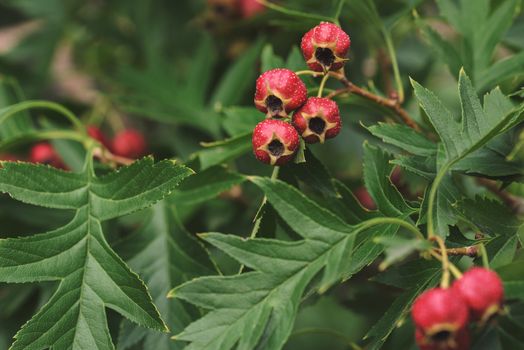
{"left": 301, "top": 22, "right": 351, "bottom": 72}
{"left": 112, "top": 129, "right": 147, "bottom": 159}
{"left": 292, "top": 97, "right": 341, "bottom": 144}
{"left": 452, "top": 267, "right": 504, "bottom": 323}
{"left": 254, "top": 68, "right": 307, "bottom": 118}
{"left": 415, "top": 327, "right": 470, "bottom": 350}
{"left": 30, "top": 142, "right": 65, "bottom": 169}
{"left": 412, "top": 288, "right": 469, "bottom": 350}
{"left": 87, "top": 125, "right": 110, "bottom": 148}
{"left": 354, "top": 186, "right": 375, "bottom": 210}
{"left": 252, "top": 119, "right": 299, "bottom": 166}
{"left": 239, "top": 0, "right": 265, "bottom": 18}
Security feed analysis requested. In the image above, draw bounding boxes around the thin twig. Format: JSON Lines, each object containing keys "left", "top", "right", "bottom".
{"left": 92, "top": 147, "right": 134, "bottom": 166}
{"left": 436, "top": 245, "right": 478, "bottom": 257}
{"left": 431, "top": 236, "right": 451, "bottom": 287}
{"left": 326, "top": 73, "right": 421, "bottom": 132}
{"left": 429, "top": 250, "right": 463, "bottom": 279}
{"left": 476, "top": 178, "right": 524, "bottom": 215}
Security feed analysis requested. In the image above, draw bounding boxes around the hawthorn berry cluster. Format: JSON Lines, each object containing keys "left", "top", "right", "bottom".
{"left": 412, "top": 267, "right": 504, "bottom": 350}
{"left": 1, "top": 127, "right": 147, "bottom": 168}
{"left": 252, "top": 22, "right": 350, "bottom": 166}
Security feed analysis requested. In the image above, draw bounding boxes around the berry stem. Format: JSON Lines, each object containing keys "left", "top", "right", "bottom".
{"left": 238, "top": 166, "right": 280, "bottom": 274}
{"left": 479, "top": 243, "right": 490, "bottom": 269}
{"left": 381, "top": 27, "right": 404, "bottom": 103}
{"left": 332, "top": 0, "right": 346, "bottom": 26}
{"left": 92, "top": 146, "right": 134, "bottom": 167}
{"left": 354, "top": 217, "right": 425, "bottom": 240}
{"left": 255, "top": 0, "right": 333, "bottom": 22}
{"left": 432, "top": 236, "right": 452, "bottom": 287}
{"left": 295, "top": 70, "right": 323, "bottom": 77}
{"left": 317, "top": 74, "right": 330, "bottom": 97}
{"left": 429, "top": 250, "right": 463, "bottom": 279}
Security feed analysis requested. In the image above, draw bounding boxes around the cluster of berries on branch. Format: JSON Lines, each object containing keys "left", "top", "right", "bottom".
{"left": 412, "top": 267, "right": 504, "bottom": 350}
{"left": 252, "top": 22, "right": 350, "bottom": 166}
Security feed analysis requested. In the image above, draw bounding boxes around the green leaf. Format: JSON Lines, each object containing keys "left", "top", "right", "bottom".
{"left": 435, "top": 0, "right": 519, "bottom": 83}
{"left": 458, "top": 197, "right": 522, "bottom": 268}
{"left": 418, "top": 164, "right": 462, "bottom": 236}
{"left": 170, "top": 177, "right": 410, "bottom": 350}
{"left": 0, "top": 77, "right": 33, "bottom": 141}
{"left": 412, "top": 70, "right": 523, "bottom": 236}
{"left": 416, "top": 19, "right": 462, "bottom": 77}
{"left": 454, "top": 131, "right": 524, "bottom": 179}
{"left": 363, "top": 143, "right": 414, "bottom": 217}
{"left": 287, "top": 149, "right": 339, "bottom": 199}
{"left": 456, "top": 197, "right": 521, "bottom": 237}
{"left": 116, "top": 201, "right": 215, "bottom": 350}
{"left": 497, "top": 258, "right": 524, "bottom": 301}
{"left": 186, "top": 34, "right": 217, "bottom": 106}
{"left": 172, "top": 166, "right": 245, "bottom": 206}
{"left": 371, "top": 259, "right": 441, "bottom": 289}
{"left": 222, "top": 107, "right": 262, "bottom": 137}
{"left": 260, "top": 44, "right": 285, "bottom": 72}
{"left": 0, "top": 156, "right": 193, "bottom": 349}
{"left": 197, "top": 132, "right": 252, "bottom": 170}
{"left": 365, "top": 272, "right": 440, "bottom": 350}
{"left": 477, "top": 51, "right": 524, "bottom": 92}
{"left": 392, "top": 155, "right": 436, "bottom": 179}
{"left": 285, "top": 46, "right": 309, "bottom": 72}
{"left": 412, "top": 71, "right": 518, "bottom": 161}
{"left": 367, "top": 122, "right": 437, "bottom": 156}
{"left": 210, "top": 39, "right": 264, "bottom": 108}
{"left": 374, "top": 236, "right": 432, "bottom": 270}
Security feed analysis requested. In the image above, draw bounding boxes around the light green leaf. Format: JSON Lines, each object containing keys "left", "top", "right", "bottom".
{"left": 433, "top": 0, "right": 519, "bottom": 85}
{"left": 197, "top": 133, "right": 252, "bottom": 170}
{"left": 367, "top": 122, "right": 437, "bottom": 156}
{"left": 416, "top": 19, "right": 462, "bottom": 77}
{"left": 0, "top": 77, "right": 33, "bottom": 141}
{"left": 477, "top": 51, "right": 524, "bottom": 92}
{"left": 0, "top": 156, "right": 193, "bottom": 349}
{"left": 172, "top": 166, "right": 245, "bottom": 206}
{"left": 374, "top": 236, "right": 432, "bottom": 270}
{"left": 211, "top": 39, "right": 264, "bottom": 108}
{"left": 260, "top": 44, "right": 285, "bottom": 72}
{"left": 222, "top": 107, "right": 262, "bottom": 137}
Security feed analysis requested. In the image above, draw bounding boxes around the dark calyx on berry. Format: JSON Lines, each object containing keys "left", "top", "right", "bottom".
{"left": 431, "top": 329, "right": 452, "bottom": 343}
{"left": 265, "top": 95, "right": 284, "bottom": 116}
{"left": 267, "top": 139, "right": 284, "bottom": 157}
{"left": 315, "top": 47, "right": 335, "bottom": 68}
{"left": 308, "top": 117, "right": 326, "bottom": 135}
